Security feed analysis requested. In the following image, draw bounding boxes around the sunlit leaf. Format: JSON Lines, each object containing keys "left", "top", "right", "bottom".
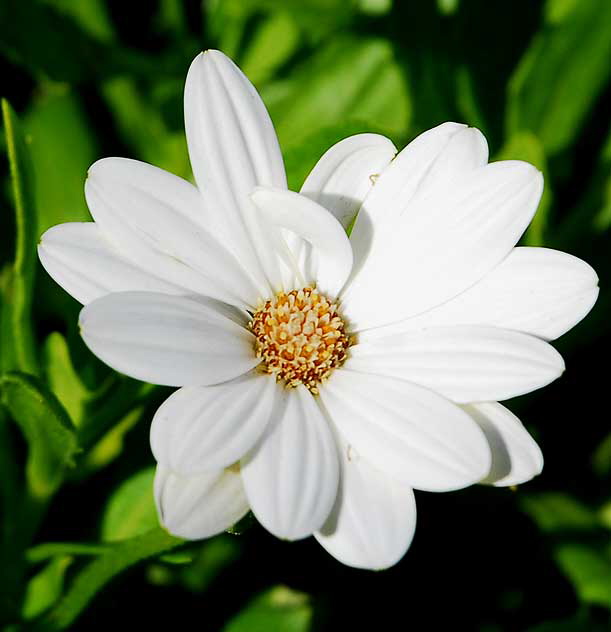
{"left": 1, "top": 99, "right": 38, "bottom": 375}
{"left": 544, "top": 0, "right": 581, "bottom": 24}
{"left": 81, "top": 405, "right": 142, "bottom": 474}
{"left": 359, "top": 0, "right": 392, "bottom": 15}
{"left": 520, "top": 492, "right": 600, "bottom": 533}
{"left": 436, "top": 0, "right": 459, "bottom": 15}
{"left": 239, "top": 12, "right": 300, "bottom": 84}
{"left": 507, "top": 0, "right": 611, "bottom": 155}
{"left": 207, "top": 0, "right": 356, "bottom": 52}
{"left": 159, "top": 551, "right": 193, "bottom": 565}
{"left": 43, "top": 527, "right": 183, "bottom": 630}
{"left": 24, "top": 87, "right": 97, "bottom": 235}
{"left": 101, "top": 467, "right": 157, "bottom": 542}
{"left": 223, "top": 586, "right": 312, "bottom": 632}
{"left": 264, "top": 36, "right": 411, "bottom": 149}
{"left": 0, "top": 372, "right": 78, "bottom": 499}
{"left": 43, "top": 332, "right": 92, "bottom": 428}
{"left": 599, "top": 501, "right": 611, "bottom": 530}
{"left": 496, "top": 131, "right": 550, "bottom": 246}
{"left": 554, "top": 544, "right": 611, "bottom": 609}
{"left": 22, "top": 555, "right": 72, "bottom": 620}
{"left": 101, "top": 77, "right": 191, "bottom": 179}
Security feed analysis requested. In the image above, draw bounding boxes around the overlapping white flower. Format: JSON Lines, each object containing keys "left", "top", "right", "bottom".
{"left": 38, "top": 50, "right": 599, "bottom": 570}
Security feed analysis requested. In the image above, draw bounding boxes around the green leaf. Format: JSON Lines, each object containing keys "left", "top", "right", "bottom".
{"left": 0, "top": 372, "right": 78, "bottom": 499}
{"left": 359, "top": 0, "right": 393, "bottom": 16}
{"left": 455, "top": 66, "right": 487, "bottom": 132}
{"left": 239, "top": 12, "right": 300, "bottom": 84}
{"left": 41, "top": 527, "right": 183, "bottom": 630}
{"left": 223, "top": 586, "right": 312, "bottom": 632}
{"left": 599, "top": 500, "right": 611, "bottom": 530}
{"left": 1, "top": 99, "right": 38, "bottom": 375}
{"left": 206, "top": 0, "right": 356, "bottom": 53}
{"left": 24, "top": 87, "right": 98, "bottom": 235}
{"left": 507, "top": 0, "right": 611, "bottom": 156}
{"left": 159, "top": 551, "right": 193, "bottom": 565}
{"left": 520, "top": 492, "right": 601, "bottom": 533}
{"left": 544, "top": 0, "right": 582, "bottom": 24}
{"left": 40, "top": 0, "right": 114, "bottom": 42}
{"left": 0, "top": 0, "right": 112, "bottom": 83}
{"left": 43, "top": 333, "right": 92, "bottom": 428}
{"left": 156, "top": 0, "right": 188, "bottom": 35}
{"left": 101, "top": 77, "right": 191, "bottom": 180}
{"left": 80, "top": 405, "right": 142, "bottom": 474}
{"left": 593, "top": 170, "right": 611, "bottom": 233}
{"left": 437, "top": 0, "right": 459, "bottom": 15}
{"left": 496, "top": 131, "right": 551, "bottom": 246}
{"left": 264, "top": 36, "right": 411, "bottom": 150}
{"left": 22, "top": 556, "right": 73, "bottom": 620}
{"left": 593, "top": 431, "right": 611, "bottom": 477}
{"left": 76, "top": 379, "right": 154, "bottom": 458}
{"left": 553, "top": 128, "right": 611, "bottom": 247}
{"left": 101, "top": 467, "right": 158, "bottom": 541}
{"left": 555, "top": 544, "right": 611, "bottom": 609}
{"left": 591, "top": 133, "right": 611, "bottom": 232}
{"left": 181, "top": 537, "right": 241, "bottom": 593}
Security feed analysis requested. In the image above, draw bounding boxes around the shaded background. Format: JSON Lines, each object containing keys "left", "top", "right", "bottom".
{"left": 1, "top": 0, "right": 610, "bottom": 630}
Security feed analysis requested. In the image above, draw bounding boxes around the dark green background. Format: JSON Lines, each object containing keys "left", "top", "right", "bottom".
{"left": 1, "top": 0, "right": 610, "bottom": 630}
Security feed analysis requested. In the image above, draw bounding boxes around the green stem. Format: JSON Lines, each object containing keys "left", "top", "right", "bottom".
{"left": 36, "top": 527, "right": 183, "bottom": 630}
{"left": 1, "top": 99, "right": 38, "bottom": 376}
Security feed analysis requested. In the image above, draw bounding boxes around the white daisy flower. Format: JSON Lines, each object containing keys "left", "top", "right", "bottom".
{"left": 38, "top": 50, "right": 599, "bottom": 570}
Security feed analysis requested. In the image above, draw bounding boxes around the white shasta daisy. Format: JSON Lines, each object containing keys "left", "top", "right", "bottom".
{"left": 38, "top": 50, "right": 599, "bottom": 570}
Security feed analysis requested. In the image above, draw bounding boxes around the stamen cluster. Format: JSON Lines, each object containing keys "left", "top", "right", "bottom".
{"left": 249, "top": 287, "right": 352, "bottom": 393}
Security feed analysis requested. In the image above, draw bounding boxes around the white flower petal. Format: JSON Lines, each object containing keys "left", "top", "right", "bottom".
{"left": 347, "top": 123, "right": 485, "bottom": 274}
{"left": 241, "top": 385, "right": 339, "bottom": 540}
{"left": 85, "top": 157, "right": 258, "bottom": 308}
{"left": 79, "top": 292, "right": 258, "bottom": 387}
{"left": 250, "top": 187, "right": 354, "bottom": 297}
{"left": 366, "top": 247, "right": 599, "bottom": 341}
{"left": 38, "top": 223, "right": 182, "bottom": 305}
{"left": 315, "top": 439, "right": 416, "bottom": 570}
{"left": 351, "top": 325, "right": 565, "bottom": 404}
{"left": 151, "top": 373, "right": 276, "bottom": 474}
{"left": 300, "top": 133, "right": 397, "bottom": 231}
{"left": 319, "top": 369, "right": 491, "bottom": 492}
{"left": 184, "top": 50, "right": 287, "bottom": 293}
{"left": 343, "top": 151, "right": 543, "bottom": 330}
{"left": 462, "top": 402, "right": 543, "bottom": 487}
{"left": 351, "top": 123, "right": 474, "bottom": 230}
{"left": 155, "top": 464, "right": 249, "bottom": 539}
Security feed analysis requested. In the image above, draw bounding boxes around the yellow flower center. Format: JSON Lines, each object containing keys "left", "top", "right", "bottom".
{"left": 249, "top": 287, "right": 352, "bottom": 394}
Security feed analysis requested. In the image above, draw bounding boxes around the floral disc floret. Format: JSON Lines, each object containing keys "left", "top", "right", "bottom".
{"left": 249, "top": 287, "right": 352, "bottom": 393}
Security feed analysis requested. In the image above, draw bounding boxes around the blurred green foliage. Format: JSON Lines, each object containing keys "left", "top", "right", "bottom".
{"left": 0, "top": 0, "right": 610, "bottom": 630}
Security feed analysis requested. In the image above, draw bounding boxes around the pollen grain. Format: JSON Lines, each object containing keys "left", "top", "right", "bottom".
{"left": 249, "top": 287, "right": 352, "bottom": 394}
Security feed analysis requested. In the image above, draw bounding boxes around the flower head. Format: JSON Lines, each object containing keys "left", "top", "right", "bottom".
{"left": 38, "top": 50, "right": 599, "bottom": 569}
